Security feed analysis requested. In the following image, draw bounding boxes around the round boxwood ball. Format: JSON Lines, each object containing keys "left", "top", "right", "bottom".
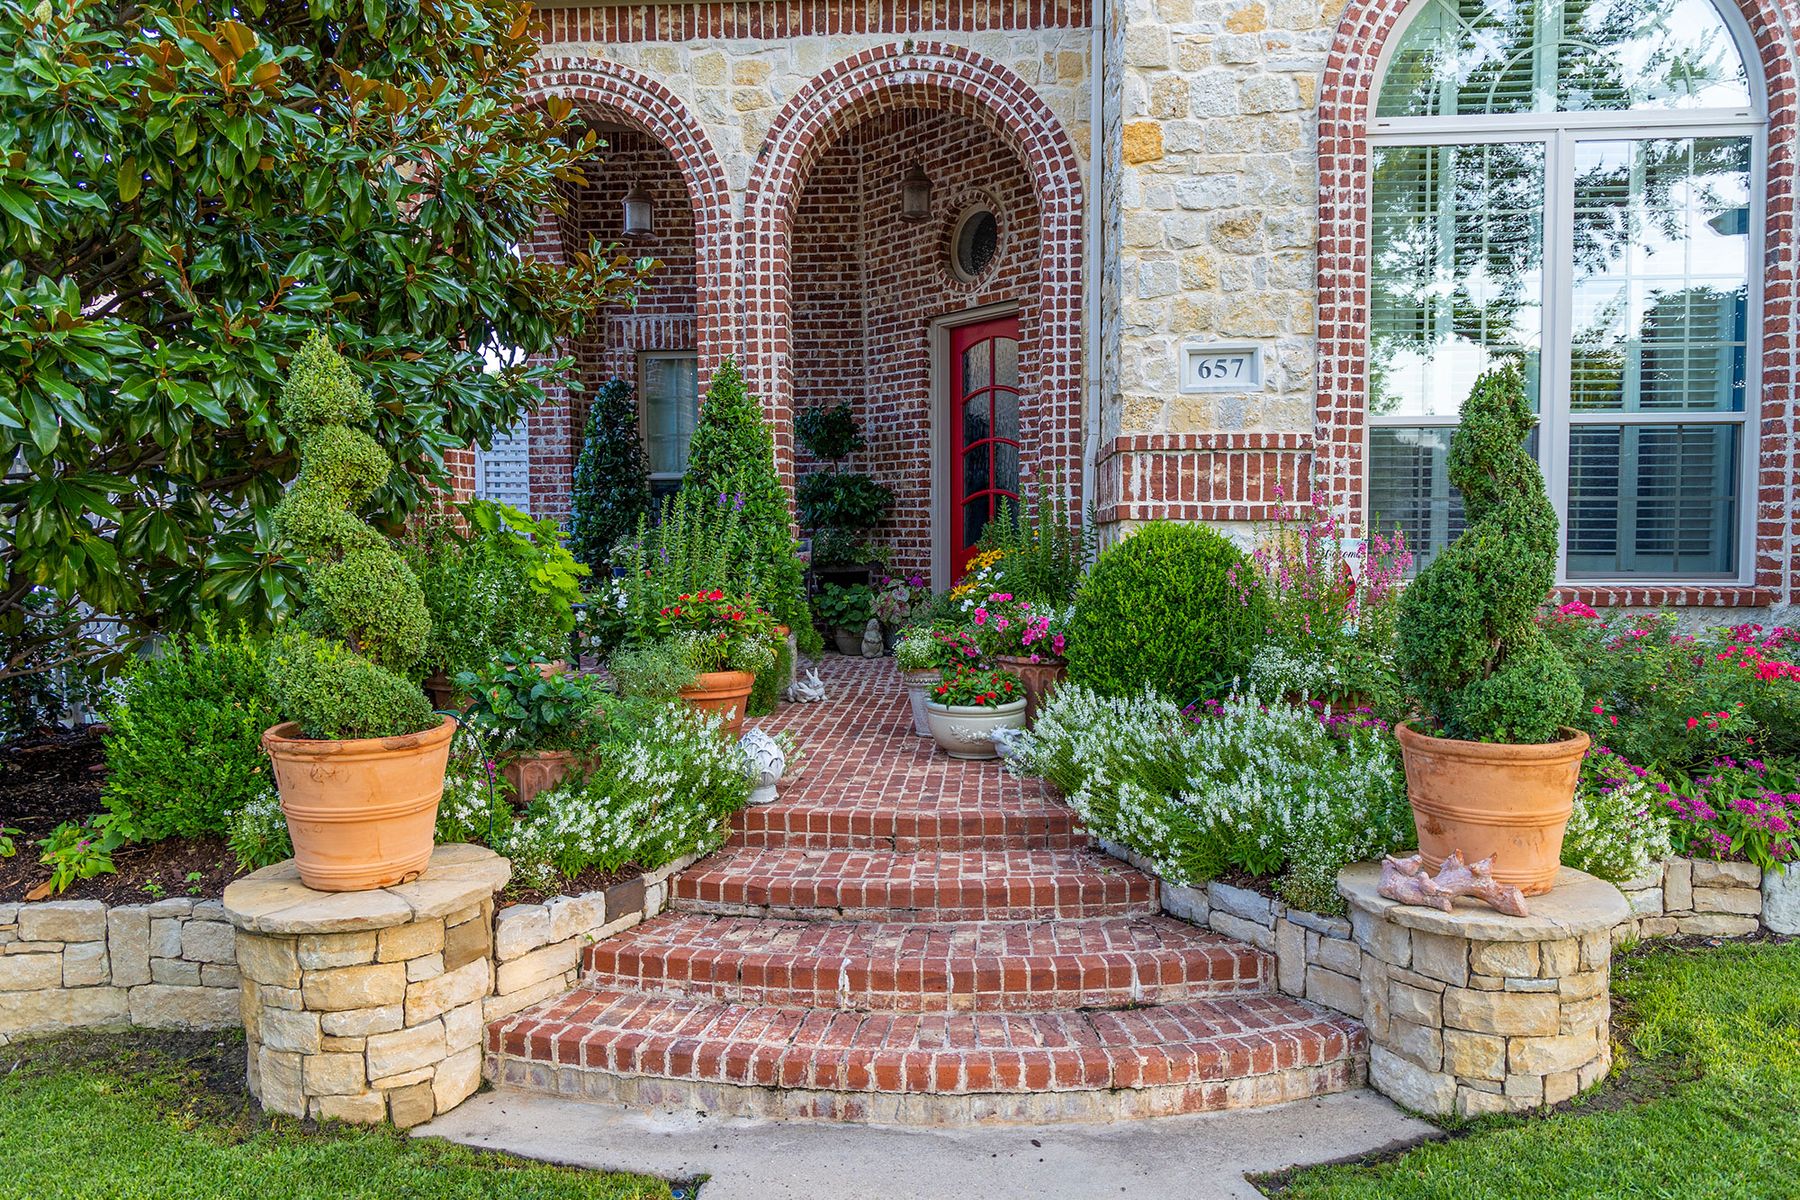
{"left": 1064, "top": 522, "right": 1265, "bottom": 704}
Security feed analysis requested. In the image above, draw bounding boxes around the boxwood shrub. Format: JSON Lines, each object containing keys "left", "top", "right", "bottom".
{"left": 1064, "top": 522, "right": 1265, "bottom": 704}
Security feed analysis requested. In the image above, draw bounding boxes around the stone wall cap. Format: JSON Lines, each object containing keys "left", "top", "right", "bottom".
{"left": 1337, "top": 863, "right": 1629, "bottom": 942}
{"left": 224, "top": 845, "right": 511, "bottom": 935}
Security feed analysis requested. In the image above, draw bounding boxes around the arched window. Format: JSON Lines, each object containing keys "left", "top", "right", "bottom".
{"left": 1366, "top": 0, "right": 1762, "bottom": 581}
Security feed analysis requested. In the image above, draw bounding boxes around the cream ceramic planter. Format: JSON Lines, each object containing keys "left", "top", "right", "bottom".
{"left": 899, "top": 668, "right": 939, "bottom": 737}
{"left": 924, "top": 698, "right": 1027, "bottom": 760}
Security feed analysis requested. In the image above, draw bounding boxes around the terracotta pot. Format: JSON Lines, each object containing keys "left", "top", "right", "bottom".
{"left": 500, "top": 748, "right": 576, "bottom": 808}
{"left": 1395, "top": 721, "right": 1589, "bottom": 896}
{"left": 679, "top": 669, "right": 756, "bottom": 734}
{"left": 832, "top": 628, "right": 863, "bottom": 656}
{"left": 996, "top": 656, "right": 1067, "bottom": 727}
{"left": 899, "top": 667, "right": 939, "bottom": 737}
{"left": 261, "top": 717, "right": 456, "bottom": 893}
{"left": 925, "top": 698, "right": 1028, "bottom": 760}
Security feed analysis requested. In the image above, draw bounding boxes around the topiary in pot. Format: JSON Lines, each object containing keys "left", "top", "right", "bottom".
{"left": 1393, "top": 363, "right": 1586, "bottom": 895}
{"left": 272, "top": 331, "right": 431, "bottom": 676}
{"left": 1064, "top": 522, "right": 1265, "bottom": 704}
{"left": 569, "top": 378, "right": 652, "bottom": 571}
{"left": 262, "top": 333, "right": 451, "bottom": 891}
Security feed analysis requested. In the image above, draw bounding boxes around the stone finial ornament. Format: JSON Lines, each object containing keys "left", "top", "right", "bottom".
{"left": 737, "top": 728, "right": 787, "bottom": 805}
{"left": 785, "top": 668, "right": 827, "bottom": 703}
{"left": 861, "top": 618, "right": 884, "bottom": 659}
{"left": 1377, "top": 851, "right": 1532, "bottom": 918}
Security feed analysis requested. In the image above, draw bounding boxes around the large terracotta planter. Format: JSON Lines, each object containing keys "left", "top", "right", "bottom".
{"left": 899, "top": 667, "right": 939, "bottom": 737}
{"left": 996, "top": 655, "right": 1066, "bottom": 727}
{"left": 261, "top": 717, "right": 456, "bottom": 892}
{"left": 679, "top": 669, "right": 755, "bottom": 734}
{"left": 925, "top": 698, "right": 1028, "bottom": 760}
{"left": 1395, "top": 721, "right": 1589, "bottom": 896}
{"left": 501, "top": 748, "right": 575, "bottom": 808}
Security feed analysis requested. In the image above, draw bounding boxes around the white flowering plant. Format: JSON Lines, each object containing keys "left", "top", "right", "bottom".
{"left": 1562, "top": 747, "right": 1675, "bottom": 883}
{"left": 504, "top": 701, "right": 790, "bottom": 891}
{"left": 1010, "top": 684, "right": 1414, "bottom": 914}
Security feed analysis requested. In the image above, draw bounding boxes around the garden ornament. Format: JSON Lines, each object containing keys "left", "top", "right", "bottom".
{"left": 1377, "top": 851, "right": 1531, "bottom": 918}
{"left": 786, "top": 668, "right": 828, "bottom": 703}
{"left": 737, "top": 728, "right": 787, "bottom": 805}
{"left": 861, "top": 618, "right": 884, "bottom": 659}
{"left": 990, "top": 726, "right": 1027, "bottom": 761}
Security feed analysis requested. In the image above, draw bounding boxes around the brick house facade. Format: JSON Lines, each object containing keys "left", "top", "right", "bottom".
{"left": 489, "top": 0, "right": 1800, "bottom": 614}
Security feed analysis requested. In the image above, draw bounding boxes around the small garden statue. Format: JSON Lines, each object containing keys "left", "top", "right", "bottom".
{"left": 861, "top": 618, "right": 883, "bottom": 659}
{"left": 786, "top": 668, "right": 828, "bottom": 703}
{"left": 737, "top": 728, "right": 787, "bottom": 805}
{"left": 1378, "top": 852, "right": 1531, "bottom": 917}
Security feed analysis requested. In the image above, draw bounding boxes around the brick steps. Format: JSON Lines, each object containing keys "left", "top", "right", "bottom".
{"left": 483, "top": 658, "right": 1367, "bottom": 1126}
{"left": 731, "top": 795, "right": 1084, "bottom": 851}
{"left": 584, "top": 913, "right": 1270, "bottom": 1011}
{"left": 670, "top": 846, "right": 1156, "bottom": 922}
{"left": 486, "top": 987, "right": 1366, "bottom": 1124}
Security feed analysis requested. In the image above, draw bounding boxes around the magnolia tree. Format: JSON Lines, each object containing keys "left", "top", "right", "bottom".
{"left": 0, "top": 0, "right": 651, "bottom": 688}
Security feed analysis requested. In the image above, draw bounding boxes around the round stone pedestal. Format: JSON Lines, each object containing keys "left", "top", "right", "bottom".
{"left": 223, "top": 844, "right": 510, "bottom": 1127}
{"left": 1338, "top": 864, "right": 1629, "bottom": 1118}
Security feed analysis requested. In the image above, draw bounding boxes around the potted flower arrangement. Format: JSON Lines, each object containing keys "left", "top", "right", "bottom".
{"left": 1393, "top": 364, "right": 1586, "bottom": 896}
{"left": 872, "top": 574, "right": 928, "bottom": 652}
{"left": 259, "top": 333, "right": 452, "bottom": 892}
{"left": 816, "top": 581, "right": 875, "bottom": 656}
{"left": 657, "top": 589, "right": 778, "bottom": 733}
{"left": 970, "top": 592, "right": 1069, "bottom": 726}
{"left": 893, "top": 625, "right": 982, "bottom": 737}
{"left": 924, "top": 663, "right": 1028, "bottom": 760}
{"left": 455, "top": 651, "right": 608, "bottom": 807}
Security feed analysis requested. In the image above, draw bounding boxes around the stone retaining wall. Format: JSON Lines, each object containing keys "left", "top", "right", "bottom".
{"left": 2, "top": 847, "right": 704, "bottom": 1052}
{"left": 489, "top": 852, "right": 702, "bottom": 1022}
{"left": 1098, "top": 839, "right": 1365, "bottom": 1017}
{"left": 1616, "top": 857, "right": 1770, "bottom": 940}
{"left": 0, "top": 897, "right": 241, "bottom": 1045}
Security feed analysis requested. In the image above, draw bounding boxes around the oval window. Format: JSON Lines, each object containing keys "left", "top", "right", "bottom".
{"left": 951, "top": 208, "right": 999, "bottom": 282}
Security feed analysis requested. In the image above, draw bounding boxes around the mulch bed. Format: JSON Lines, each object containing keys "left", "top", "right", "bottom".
{"left": 502, "top": 863, "right": 642, "bottom": 907}
{"left": 0, "top": 727, "right": 245, "bottom": 906}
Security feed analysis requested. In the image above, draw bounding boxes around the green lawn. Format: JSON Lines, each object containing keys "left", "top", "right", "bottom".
{"left": 0, "top": 1030, "right": 675, "bottom": 1200}
{"left": 1270, "top": 939, "right": 1800, "bottom": 1200}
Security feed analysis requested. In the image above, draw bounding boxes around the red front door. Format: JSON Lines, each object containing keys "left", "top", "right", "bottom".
{"left": 948, "top": 315, "right": 1022, "bottom": 578}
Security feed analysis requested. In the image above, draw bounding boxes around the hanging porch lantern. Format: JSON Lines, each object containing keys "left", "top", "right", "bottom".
{"left": 900, "top": 163, "right": 933, "bottom": 223}
{"left": 622, "top": 183, "right": 654, "bottom": 236}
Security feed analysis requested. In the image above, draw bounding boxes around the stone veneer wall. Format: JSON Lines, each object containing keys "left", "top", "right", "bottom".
{"left": 0, "top": 897, "right": 241, "bottom": 1045}
{"left": 2, "top": 848, "right": 704, "bottom": 1056}
{"left": 1614, "top": 857, "right": 1769, "bottom": 940}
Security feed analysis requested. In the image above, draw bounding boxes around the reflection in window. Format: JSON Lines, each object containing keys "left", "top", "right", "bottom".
{"left": 1378, "top": 0, "right": 1752, "bottom": 118}
{"left": 1370, "top": 142, "right": 1544, "bottom": 420}
{"left": 1366, "top": 0, "right": 1757, "bottom": 581}
{"left": 640, "top": 352, "right": 699, "bottom": 501}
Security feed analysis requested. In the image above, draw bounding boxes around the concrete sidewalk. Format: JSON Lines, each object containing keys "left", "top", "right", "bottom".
{"left": 417, "top": 1087, "right": 1436, "bottom": 1200}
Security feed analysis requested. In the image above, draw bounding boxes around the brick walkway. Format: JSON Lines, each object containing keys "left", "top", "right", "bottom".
{"left": 487, "top": 656, "right": 1366, "bottom": 1124}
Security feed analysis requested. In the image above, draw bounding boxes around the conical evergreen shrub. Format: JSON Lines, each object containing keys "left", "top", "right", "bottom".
{"left": 680, "top": 358, "right": 811, "bottom": 646}
{"left": 568, "top": 378, "right": 652, "bottom": 570}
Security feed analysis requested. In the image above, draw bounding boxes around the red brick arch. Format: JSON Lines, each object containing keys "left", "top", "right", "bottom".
{"left": 525, "top": 57, "right": 735, "bottom": 376}
{"left": 741, "top": 43, "right": 1085, "bottom": 489}
{"left": 1315, "top": 0, "right": 1800, "bottom": 607}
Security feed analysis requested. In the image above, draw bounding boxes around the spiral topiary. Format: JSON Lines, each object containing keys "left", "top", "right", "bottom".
{"left": 1394, "top": 363, "right": 1580, "bottom": 743}
{"left": 273, "top": 331, "right": 431, "bottom": 676}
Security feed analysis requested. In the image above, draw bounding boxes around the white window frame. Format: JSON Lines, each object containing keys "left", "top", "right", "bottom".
{"left": 1364, "top": 0, "right": 1767, "bottom": 586}
{"left": 637, "top": 349, "right": 700, "bottom": 485}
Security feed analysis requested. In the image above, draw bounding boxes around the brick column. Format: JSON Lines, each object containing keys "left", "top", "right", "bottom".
{"left": 223, "top": 845, "right": 510, "bottom": 1127}
{"left": 1338, "top": 865, "right": 1630, "bottom": 1118}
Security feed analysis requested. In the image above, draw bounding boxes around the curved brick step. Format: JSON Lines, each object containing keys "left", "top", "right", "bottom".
{"left": 670, "top": 847, "right": 1156, "bottom": 922}
{"left": 487, "top": 987, "right": 1367, "bottom": 1125}
{"left": 584, "top": 913, "right": 1270, "bottom": 1011}
{"left": 731, "top": 794, "right": 1084, "bottom": 851}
